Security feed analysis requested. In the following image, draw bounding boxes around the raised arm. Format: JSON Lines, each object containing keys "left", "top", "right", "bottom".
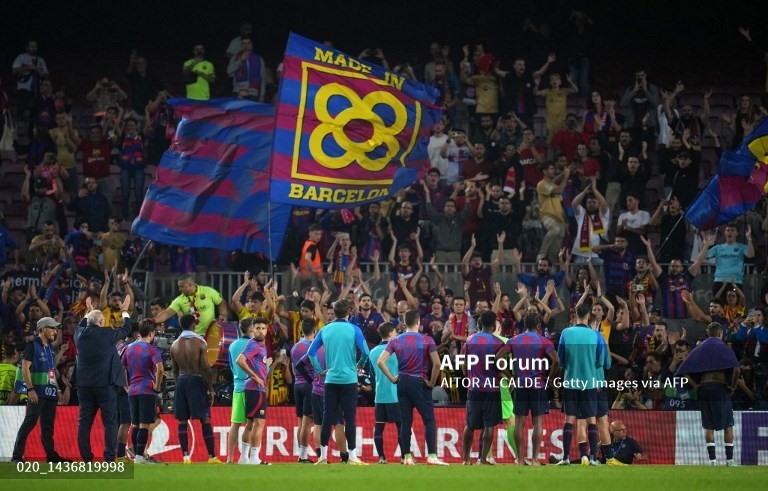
{"left": 745, "top": 225, "right": 755, "bottom": 258}
{"left": 462, "top": 234, "right": 477, "bottom": 275}
{"left": 681, "top": 290, "right": 710, "bottom": 323}
{"left": 639, "top": 235, "right": 662, "bottom": 277}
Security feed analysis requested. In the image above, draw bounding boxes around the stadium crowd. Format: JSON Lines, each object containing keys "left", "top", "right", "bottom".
{"left": 1, "top": 12, "right": 768, "bottom": 428}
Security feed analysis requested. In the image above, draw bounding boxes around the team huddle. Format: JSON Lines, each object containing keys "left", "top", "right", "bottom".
{"left": 122, "top": 298, "right": 616, "bottom": 465}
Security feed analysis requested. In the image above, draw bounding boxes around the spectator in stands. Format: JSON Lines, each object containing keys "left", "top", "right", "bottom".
{"left": 116, "top": 117, "right": 146, "bottom": 218}
{"left": 65, "top": 221, "right": 96, "bottom": 272}
{"left": 20, "top": 172, "right": 59, "bottom": 244}
{"left": 495, "top": 55, "right": 554, "bottom": 127}
{"left": 389, "top": 200, "right": 419, "bottom": 246}
{"left": 48, "top": 112, "right": 81, "bottom": 195}
{"left": 424, "top": 191, "right": 465, "bottom": 264}
{"left": 460, "top": 50, "right": 499, "bottom": 124}
{"left": 144, "top": 90, "right": 175, "bottom": 166}
{"left": 226, "top": 22, "right": 253, "bottom": 60}
{"left": 707, "top": 224, "right": 755, "bottom": 291}
{"left": 480, "top": 191, "right": 525, "bottom": 262}
{"left": 570, "top": 179, "right": 610, "bottom": 264}
{"left": 126, "top": 52, "right": 158, "bottom": 120}
{"left": 537, "top": 162, "right": 570, "bottom": 264}
{"left": 418, "top": 169, "right": 450, "bottom": 219}
{"left": 462, "top": 233, "right": 502, "bottom": 307}
{"left": 228, "top": 38, "right": 266, "bottom": 101}
{"left": 85, "top": 78, "right": 127, "bottom": 114}
{"left": 69, "top": 177, "right": 111, "bottom": 233}
{"left": 461, "top": 143, "right": 491, "bottom": 181}
{"left": 0, "top": 215, "right": 19, "bottom": 271}
{"left": 620, "top": 70, "right": 660, "bottom": 135}
{"left": 428, "top": 121, "right": 450, "bottom": 171}
{"left": 644, "top": 233, "right": 711, "bottom": 333}
{"left": 429, "top": 61, "right": 459, "bottom": 124}
{"left": 470, "top": 115, "right": 498, "bottom": 157}
{"left": 593, "top": 234, "right": 634, "bottom": 301}
{"left": 12, "top": 40, "right": 49, "bottom": 116}
{"left": 100, "top": 217, "right": 126, "bottom": 272}
{"left": 440, "top": 129, "right": 471, "bottom": 185}
{"left": 617, "top": 193, "right": 650, "bottom": 256}
{"left": 536, "top": 74, "right": 578, "bottom": 143}
{"left": 297, "top": 224, "right": 323, "bottom": 284}
{"left": 183, "top": 44, "right": 215, "bottom": 101}
{"left": 649, "top": 196, "right": 688, "bottom": 263}
{"left": 517, "top": 128, "right": 545, "bottom": 188}
{"left": 78, "top": 125, "right": 114, "bottom": 203}
{"left": 666, "top": 150, "right": 699, "bottom": 208}
{"left": 28, "top": 221, "right": 64, "bottom": 266}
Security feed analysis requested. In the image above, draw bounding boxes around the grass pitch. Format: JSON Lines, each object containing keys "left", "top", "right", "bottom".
{"left": 3, "top": 463, "right": 766, "bottom": 491}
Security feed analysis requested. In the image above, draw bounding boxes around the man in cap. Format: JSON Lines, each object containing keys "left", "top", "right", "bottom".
{"left": 11, "top": 317, "right": 69, "bottom": 462}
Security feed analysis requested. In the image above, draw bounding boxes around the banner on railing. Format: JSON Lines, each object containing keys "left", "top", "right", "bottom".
{"left": 2, "top": 406, "right": 767, "bottom": 464}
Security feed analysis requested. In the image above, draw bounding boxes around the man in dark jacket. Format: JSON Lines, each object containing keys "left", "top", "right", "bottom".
{"left": 68, "top": 177, "right": 111, "bottom": 232}
{"left": 74, "top": 295, "right": 134, "bottom": 462}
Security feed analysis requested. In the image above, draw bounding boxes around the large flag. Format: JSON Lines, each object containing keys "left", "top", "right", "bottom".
{"left": 685, "top": 118, "right": 768, "bottom": 229}
{"left": 132, "top": 98, "right": 290, "bottom": 259}
{"left": 270, "top": 33, "right": 442, "bottom": 208}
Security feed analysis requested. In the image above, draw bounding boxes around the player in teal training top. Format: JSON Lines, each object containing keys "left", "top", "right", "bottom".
{"left": 308, "top": 300, "right": 370, "bottom": 464}
{"left": 369, "top": 322, "right": 401, "bottom": 464}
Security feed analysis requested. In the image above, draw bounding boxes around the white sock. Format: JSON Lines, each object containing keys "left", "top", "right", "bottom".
{"left": 348, "top": 448, "right": 356, "bottom": 460}
{"left": 239, "top": 443, "right": 251, "bottom": 463}
{"left": 299, "top": 445, "right": 308, "bottom": 459}
{"left": 250, "top": 446, "right": 261, "bottom": 464}
{"left": 320, "top": 446, "right": 328, "bottom": 460}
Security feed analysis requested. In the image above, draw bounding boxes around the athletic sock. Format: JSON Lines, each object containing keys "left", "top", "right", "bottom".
{"left": 240, "top": 443, "right": 251, "bottom": 463}
{"left": 299, "top": 445, "right": 308, "bottom": 459}
{"left": 706, "top": 443, "right": 716, "bottom": 461}
{"left": 506, "top": 425, "right": 518, "bottom": 457}
{"left": 136, "top": 429, "right": 149, "bottom": 457}
{"left": 131, "top": 427, "right": 140, "bottom": 456}
{"left": 601, "top": 443, "right": 614, "bottom": 460}
{"left": 320, "top": 446, "right": 328, "bottom": 460}
{"left": 178, "top": 424, "right": 189, "bottom": 455}
{"left": 587, "top": 424, "right": 598, "bottom": 460}
{"left": 374, "top": 422, "right": 385, "bottom": 458}
{"left": 117, "top": 441, "right": 126, "bottom": 458}
{"left": 578, "top": 441, "right": 589, "bottom": 459}
{"left": 348, "top": 448, "right": 357, "bottom": 460}
{"left": 202, "top": 423, "right": 216, "bottom": 458}
{"left": 562, "top": 423, "right": 573, "bottom": 460}
{"left": 725, "top": 443, "right": 734, "bottom": 461}
{"left": 250, "top": 446, "right": 262, "bottom": 464}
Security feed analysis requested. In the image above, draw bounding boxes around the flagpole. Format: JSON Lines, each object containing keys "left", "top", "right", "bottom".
{"left": 130, "top": 239, "right": 154, "bottom": 279}
{"left": 267, "top": 200, "right": 274, "bottom": 278}
{"left": 656, "top": 214, "right": 686, "bottom": 254}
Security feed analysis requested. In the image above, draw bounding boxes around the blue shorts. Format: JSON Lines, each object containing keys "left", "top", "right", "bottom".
{"left": 130, "top": 394, "right": 159, "bottom": 425}
{"left": 375, "top": 402, "right": 401, "bottom": 423}
{"left": 117, "top": 387, "right": 131, "bottom": 425}
{"left": 513, "top": 388, "right": 549, "bottom": 417}
{"left": 466, "top": 391, "right": 502, "bottom": 430}
{"left": 174, "top": 374, "right": 210, "bottom": 421}
{"left": 245, "top": 390, "right": 268, "bottom": 420}
{"left": 596, "top": 389, "right": 609, "bottom": 418}
{"left": 563, "top": 389, "right": 598, "bottom": 419}
{"left": 311, "top": 393, "right": 343, "bottom": 426}
{"left": 698, "top": 384, "right": 734, "bottom": 431}
{"left": 294, "top": 383, "right": 313, "bottom": 418}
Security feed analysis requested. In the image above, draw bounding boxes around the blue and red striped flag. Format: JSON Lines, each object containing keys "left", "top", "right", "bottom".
{"left": 269, "top": 33, "right": 443, "bottom": 208}
{"left": 685, "top": 118, "right": 768, "bottom": 229}
{"left": 131, "top": 98, "right": 289, "bottom": 259}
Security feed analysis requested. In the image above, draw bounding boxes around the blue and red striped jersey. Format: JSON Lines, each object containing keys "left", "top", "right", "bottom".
{"left": 122, "top": 341, "right": 163, "bottom": 396}
{"left": 386, "top": 332, "right": 436, "bottom": 379}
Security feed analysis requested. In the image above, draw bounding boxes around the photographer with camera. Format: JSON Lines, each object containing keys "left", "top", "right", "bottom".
{"left": 86, "top": 77, "right": 127, "bottom": 114}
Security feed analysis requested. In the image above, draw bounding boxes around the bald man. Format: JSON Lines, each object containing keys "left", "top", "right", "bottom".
{"left": 610, "top": 421, "right": 642, "bottom": 464}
